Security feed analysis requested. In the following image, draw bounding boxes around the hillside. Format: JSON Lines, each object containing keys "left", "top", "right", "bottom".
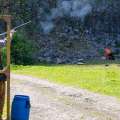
{"left": 1, "top": 0, "right": 120, "bottom": 64}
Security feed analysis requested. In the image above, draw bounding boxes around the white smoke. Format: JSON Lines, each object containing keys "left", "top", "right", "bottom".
{"left": 59, "top": 1, "right": 72, "bottom": 15}
{"left": 72, "top": 0, "right": 83, "bottom": 11}
{"left": 40, "top": 21, "right": 54, "bottom": 34}
{"left": 41, "top": 0, "right": 93, "bottom": 34}
{"left": 50, "top": 8, "right": 63, "bottom": 19}
{"left": 56, "top": 0, "right": 93, "bottom": 19}
{"left": 70, "top": 4, "right": 92, "bottom": 21}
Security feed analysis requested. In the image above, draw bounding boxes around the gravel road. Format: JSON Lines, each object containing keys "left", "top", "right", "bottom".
{"left": 11, "top": 74, "right": 120, "bottom": 120}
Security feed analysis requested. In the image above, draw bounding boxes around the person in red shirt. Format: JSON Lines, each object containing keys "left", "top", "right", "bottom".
{"left": 104, "top": 47, "right": 115, "bottom": 60}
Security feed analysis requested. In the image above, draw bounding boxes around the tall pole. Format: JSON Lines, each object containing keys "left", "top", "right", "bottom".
{"left": 6, "top": 15, "right": 11, "bottom": 120}
{"left": 3, "top": 1, "right": 11, "bottom": 120}
{"left": 0, "top": 15, "right": 11, "bottom": 120}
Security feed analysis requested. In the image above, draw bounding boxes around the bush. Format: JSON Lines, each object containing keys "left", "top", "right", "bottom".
{"left": 11, "top": 31, "right": 36, "bottom": 65}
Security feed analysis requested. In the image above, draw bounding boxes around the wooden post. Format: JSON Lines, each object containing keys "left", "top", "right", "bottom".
{"left": 1, "top": 1, "right": 11, "bottom": 120}
{"left": 0, "top": 15, "right": 11, "bottom": 120}
{"left": 6, "top": 15, "right": 11, "bottom": 120}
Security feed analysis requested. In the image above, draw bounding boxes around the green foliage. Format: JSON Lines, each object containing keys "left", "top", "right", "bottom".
{"left": 11, "top": 31, "right": 36, "bottom": 65}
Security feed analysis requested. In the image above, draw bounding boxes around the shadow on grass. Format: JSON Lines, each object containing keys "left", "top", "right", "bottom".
{"left": 11, "top": 59, "right": 120, "bottom": 68}
{"left": 41, "top": 59, "right": 120, "bottom": 66}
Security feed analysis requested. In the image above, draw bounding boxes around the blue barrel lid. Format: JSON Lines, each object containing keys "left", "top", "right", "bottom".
{"left": 14, "top": 95, "right": 30, "bottom": 101}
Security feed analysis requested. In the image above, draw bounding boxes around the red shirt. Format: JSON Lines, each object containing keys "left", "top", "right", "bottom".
{"left": 104, "top": 48, "right": 112, "bottom": 57}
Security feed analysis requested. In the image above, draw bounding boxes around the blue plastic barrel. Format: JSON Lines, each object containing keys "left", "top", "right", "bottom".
{"left": 11, "top": 95, "right": 31, "bottom": 120}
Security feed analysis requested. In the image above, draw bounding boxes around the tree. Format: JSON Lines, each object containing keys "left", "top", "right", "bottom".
{"left": 11, "top": 31, "right": 36, "bottom": 65}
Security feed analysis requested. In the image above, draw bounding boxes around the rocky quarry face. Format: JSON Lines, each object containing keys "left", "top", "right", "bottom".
{"left": 8, "top": 0, "right": 120, "bottom": 63}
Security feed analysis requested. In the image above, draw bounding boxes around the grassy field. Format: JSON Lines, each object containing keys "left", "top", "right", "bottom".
{"left": 12, "top": 64, "right": 120, "bottom": 98}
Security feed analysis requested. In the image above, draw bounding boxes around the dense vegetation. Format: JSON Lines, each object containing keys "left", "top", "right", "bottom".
{"left": 11, "top": 31, "right": 36, "bottom": 65}
{"left": 1, "top": 0, "right": 120, "bottom": 64}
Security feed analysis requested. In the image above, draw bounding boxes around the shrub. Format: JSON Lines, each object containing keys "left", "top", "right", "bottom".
{"left": 11, "top": 31, "right": 36, "bottom": 65}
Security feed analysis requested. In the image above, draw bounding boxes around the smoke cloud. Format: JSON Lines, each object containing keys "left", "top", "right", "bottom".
{"left": 40, "top": 21, "right": 54, "bottom": 34}
{"left": 41, "top": 0, "right": 93, "bottom": 34}
{"left": 70, "top": 4, "right": 92, "bottom": 20}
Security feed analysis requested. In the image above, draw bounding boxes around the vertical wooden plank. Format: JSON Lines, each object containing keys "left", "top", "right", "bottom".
{"left": 2, "top": 1, "right": 11, "bottom": 119}
{"left": 6, "top": 16, "right": 11, "bottom": 120}
{"left": 0, "top": 15, "right": 11, "bottom": 120}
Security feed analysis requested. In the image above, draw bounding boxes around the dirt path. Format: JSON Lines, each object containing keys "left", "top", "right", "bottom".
{"left": 11, "top": 74, "right": 120, "bottom": 120}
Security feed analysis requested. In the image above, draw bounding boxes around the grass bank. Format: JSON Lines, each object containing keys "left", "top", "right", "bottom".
{"left": 12, "top": 64, "right": 120, "bottom": 98}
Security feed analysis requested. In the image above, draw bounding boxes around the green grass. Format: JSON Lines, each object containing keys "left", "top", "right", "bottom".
{"left": 12, "top": 64, "right": 120, "bottom": 98}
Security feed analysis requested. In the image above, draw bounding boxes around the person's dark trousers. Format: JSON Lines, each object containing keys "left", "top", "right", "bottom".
{"left": 108, "top": 53, "right": 115, "bottom": 60}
